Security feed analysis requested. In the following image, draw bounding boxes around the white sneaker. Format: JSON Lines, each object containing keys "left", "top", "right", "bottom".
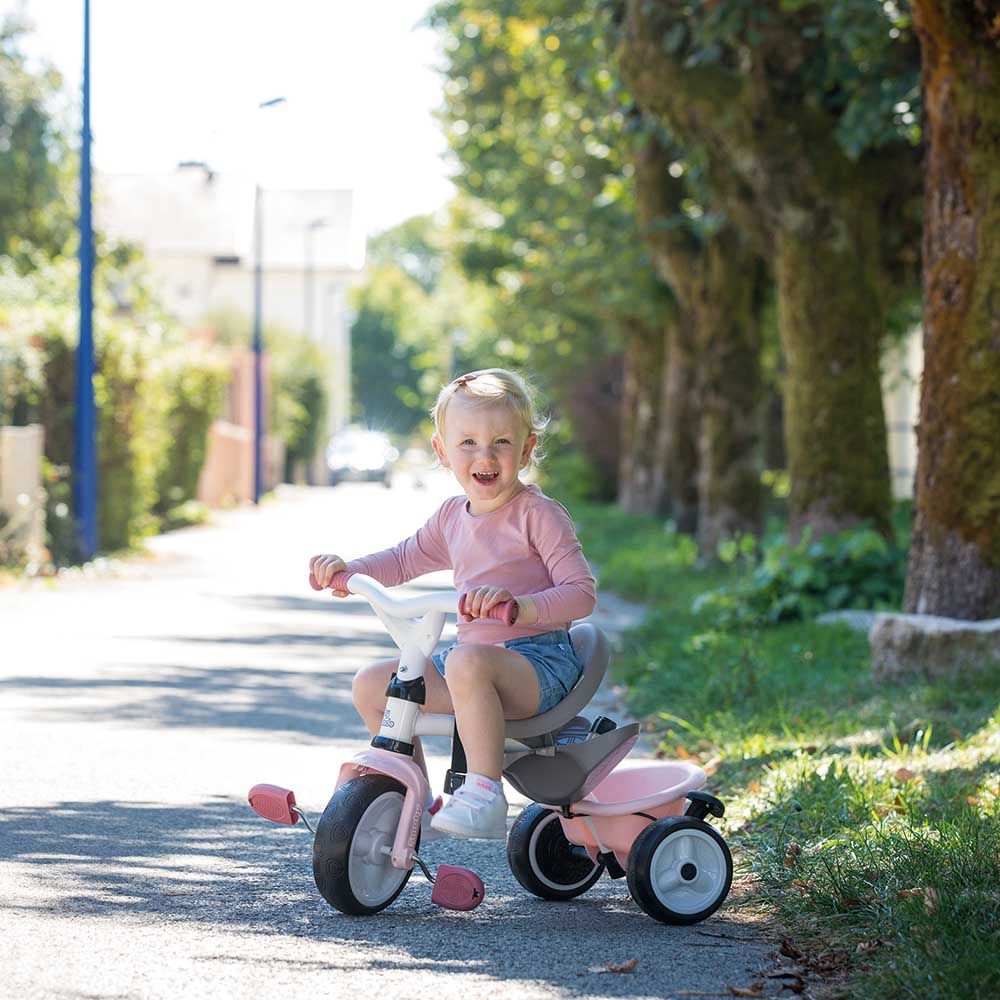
{"left": 430, "top": 782, "right": 509, "bottom": 840}
{"left": 420, "top": 795, "right": 447, "bottom": 843}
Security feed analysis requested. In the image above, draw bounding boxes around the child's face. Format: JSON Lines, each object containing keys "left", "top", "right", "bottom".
{"left": 432, "top": 397, "right": 537, "bottom": 513}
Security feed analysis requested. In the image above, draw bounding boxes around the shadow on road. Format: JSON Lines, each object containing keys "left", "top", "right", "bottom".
{"left": 0, "top": 664, "right": 373, "bottom": 743}
{"left": 1, "top": 796, "right": 757, "bottom": 994}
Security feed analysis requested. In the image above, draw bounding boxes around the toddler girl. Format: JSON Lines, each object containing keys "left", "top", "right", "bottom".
{"left": 308, "top": 368, "right": 596, "bottom": 839}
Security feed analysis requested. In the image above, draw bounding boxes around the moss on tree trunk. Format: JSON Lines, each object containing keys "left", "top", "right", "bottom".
{"left": 904, "top": 0, "right": 1000, "bottom": 618}
{"left": 776, "top": 212, "right": 892, "bottom": 540}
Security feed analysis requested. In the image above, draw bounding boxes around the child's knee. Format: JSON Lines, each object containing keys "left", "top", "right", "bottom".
{"left": 442, "top": 645, "right": 491, "bottom": 691}
{"left": 352, "top": 660, "right": 394, "bottom": 710}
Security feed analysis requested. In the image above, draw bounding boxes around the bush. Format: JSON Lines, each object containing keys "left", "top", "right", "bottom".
{"left": 1, "top": 257, "right": 226, "bottom": 562}
{"left": 152, "top": 349, "right": 227, "bottom": 518}
{"left": 693, "top": 524, "right": 907, "bottom": 627}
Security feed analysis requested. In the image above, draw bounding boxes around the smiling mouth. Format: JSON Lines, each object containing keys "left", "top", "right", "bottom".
{"left": 473, "top": 472, "right": 500, "bottom": 484}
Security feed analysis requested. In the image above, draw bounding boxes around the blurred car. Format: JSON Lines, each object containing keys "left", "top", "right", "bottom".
{"left": 326, "top": 427, "right": 399, "bottom": 487}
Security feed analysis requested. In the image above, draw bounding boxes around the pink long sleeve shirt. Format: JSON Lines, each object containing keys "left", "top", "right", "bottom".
{"left": 345, "top": 483, "right": 597, "bottom": 645}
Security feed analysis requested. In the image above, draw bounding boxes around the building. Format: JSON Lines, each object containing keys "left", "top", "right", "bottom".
{"left": 97, "top": 163, "right": 365, "bottom": 438}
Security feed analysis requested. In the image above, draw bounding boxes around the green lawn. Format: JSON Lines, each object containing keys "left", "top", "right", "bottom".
{"left": 572, "top": 502, "right": 1000, "bottom": 1000}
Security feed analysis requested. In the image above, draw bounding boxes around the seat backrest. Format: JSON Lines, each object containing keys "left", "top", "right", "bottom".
{"left": 504, "top": 622, "right": 610, "bottom": 740}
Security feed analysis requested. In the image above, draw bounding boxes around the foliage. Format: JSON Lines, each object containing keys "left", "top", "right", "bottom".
{"left": 693, "top": 524, "right": 907, "bottom": 626}
{"left": 657, "top": 0, "right": 921, "bottom": 162}
{"left": 1, "top": 257, "right": 222, "bottom": 562}
{"left": 0, "top": 13, "right": 76, "bottom": 264}
{"left": 426, "top": 0, "right": 670, "bottom": 495}
{"left": 151, "top": 349, "right": 228, "bottom": 521}
{"left": 269, "top": 334, "right": 330, "bottom": 477}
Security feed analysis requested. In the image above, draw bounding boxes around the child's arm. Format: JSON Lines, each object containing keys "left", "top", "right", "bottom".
{"left": 520, "top": 501, "right": 597, "bottom": 624}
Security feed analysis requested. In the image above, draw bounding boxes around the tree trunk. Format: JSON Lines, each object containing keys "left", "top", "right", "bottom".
{"left": 655, "top": 307, "right": 700, "bottom": 534}
{"left": 620, "top": 0, "right": 894, "bottom": 540}
{"left": 904, "top": 0, "right": 1000, "bottom": 619}
{"left": 632, "top": 132, "right": 761, "bottom": 551}
{"left": 693, "top": 231, "right": 762, "bottom": 553}
{"left": 775, "top": 212, "right": 892, "bottom": 540}
{"left": 619, "top": 317, "right": 666, "bottom": 515}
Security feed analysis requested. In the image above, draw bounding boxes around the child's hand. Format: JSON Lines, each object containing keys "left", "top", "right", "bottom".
{"left": 309, "top": 554, "right": 350, "bottom": 596}
{"left": 459, "top": 585, "right": 514, "bottom": 621}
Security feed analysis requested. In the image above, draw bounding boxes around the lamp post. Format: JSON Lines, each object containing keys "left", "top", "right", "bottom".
{"left": 304, "top": 218, "right": 327, "bottom": 341}
{"left": 251, "top": 96, "right": 286, "bottom": 505}
{"left": 74, "top": 0, "right": 98, "bottom": 557}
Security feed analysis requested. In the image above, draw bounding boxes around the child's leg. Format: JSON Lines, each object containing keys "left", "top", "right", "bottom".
{"left": 439, "top": 645, "right": 541, "bottom": 781}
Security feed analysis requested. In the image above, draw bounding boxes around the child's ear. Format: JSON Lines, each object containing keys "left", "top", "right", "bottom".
{"left": 520, "top": 433, "right": 538, "bottom": 468}
{"left": 431, "top": 433, "right": 450, "bottom": 468}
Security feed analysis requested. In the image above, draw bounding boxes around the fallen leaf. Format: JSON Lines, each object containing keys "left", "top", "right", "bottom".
{"left": 676, "top": 745, "right": 693, "bottom": 760}
{"left": 924, "top": 887, "right": 939, "bottom": 915}
{"left": 855, "top": 939, "right": 882, "bottom": 954}
{"left": 728, "top": 984, "right": 765, "bottom": 998}
{"left": 598, "top": 958, "right": 638, "bottom": 974}
{"left": 779, "top": 939, "right": 804, "bottom": 961}
{"left": 894, "top": 767, "right": 917, "bottom": 783}
{"left": 747, "top": 780, "right": 762, "bottom": 794}
{"left": 704, "top": 755, "right": 722, "bottom": 776}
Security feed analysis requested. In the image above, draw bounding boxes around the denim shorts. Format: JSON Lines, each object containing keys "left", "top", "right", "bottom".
{"left": 431, "top": 628, "right": 584, "bottom": 715}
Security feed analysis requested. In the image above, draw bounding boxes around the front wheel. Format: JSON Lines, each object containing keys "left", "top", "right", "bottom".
{"left": 507, "top": 803, "right": 604, "bottom": 900}
{"left": 626, "top": 816, "right": 733, "bottom": 925}
{"left": 312, "top": 774, "right": 416, "bottom": 915}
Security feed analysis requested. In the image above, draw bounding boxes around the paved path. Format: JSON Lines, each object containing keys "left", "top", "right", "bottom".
{"left": 0, "top": 479, "right": 774, "bottom": 998}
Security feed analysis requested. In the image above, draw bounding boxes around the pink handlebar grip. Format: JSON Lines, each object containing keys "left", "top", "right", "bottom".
{"left": 459, "top": 592, "right": 519, "bottom": 626}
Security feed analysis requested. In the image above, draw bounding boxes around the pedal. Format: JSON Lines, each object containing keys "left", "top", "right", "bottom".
{"left": 430, "top": 864, "right": 485, "bottom": 911}
{"left": 248, "top": 784, "right": 300, "bottom": 825}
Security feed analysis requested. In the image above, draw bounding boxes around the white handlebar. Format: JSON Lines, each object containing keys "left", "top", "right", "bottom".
{"left": 344, "top": 573, "right": 458, "bottom": 619}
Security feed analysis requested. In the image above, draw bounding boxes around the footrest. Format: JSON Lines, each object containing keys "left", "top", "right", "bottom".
{"left": 248, "top": 784, "right": 300, "bottom": 825}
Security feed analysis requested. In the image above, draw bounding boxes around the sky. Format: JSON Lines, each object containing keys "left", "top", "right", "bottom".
{"left": 9, "top": 0, "right": 456, "bottom": 236}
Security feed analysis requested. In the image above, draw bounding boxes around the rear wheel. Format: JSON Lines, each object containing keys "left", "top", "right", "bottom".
{"left": 626, "top": 817, "right": 732, "bottom": 924}
{"left": 312, "top": 774, "right": 416, "bottom": 915}
{"left": 507, "top": 804, "right": 604, "bottom": 900}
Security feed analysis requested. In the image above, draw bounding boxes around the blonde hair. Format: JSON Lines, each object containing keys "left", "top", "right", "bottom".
{"left": 431, "top": 368, "right": 549, "bottom": 466}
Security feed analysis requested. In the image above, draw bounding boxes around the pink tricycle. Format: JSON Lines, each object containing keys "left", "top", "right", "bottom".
{"left": 248, "top": 572, "right": 732, "bottom": 924}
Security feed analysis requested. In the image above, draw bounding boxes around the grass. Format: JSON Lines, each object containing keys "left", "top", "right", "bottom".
{"left": 569, "top": 500, "right": 1000, "bottom": 999}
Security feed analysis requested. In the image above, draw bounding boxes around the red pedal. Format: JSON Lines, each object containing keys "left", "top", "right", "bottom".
{"left": 431, "top": 865, "right": 485, "bottom": 911}
{"left": 248, "top": 784, "right": 299, "bottom": 825}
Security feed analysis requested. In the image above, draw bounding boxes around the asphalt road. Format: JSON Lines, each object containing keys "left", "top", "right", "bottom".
{"left": 1, "top": 477, "right": 774, "bottom": 999}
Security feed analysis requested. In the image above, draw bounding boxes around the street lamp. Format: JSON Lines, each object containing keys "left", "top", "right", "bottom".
{"left": 74, "top": 0, "right": 98, "bottom": 557}
{"left": 304, "top": 218, "right": 328, "bottom": 341}
{"left": 252, "top": 96, "right": 286, "bottom": 505}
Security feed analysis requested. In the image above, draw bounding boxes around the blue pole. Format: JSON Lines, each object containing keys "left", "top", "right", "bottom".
{"left": 74, "top": 0, "right": 98, "bottom": 558}
{"left": 252, "top": 182, "right": 263, "bottom": 504}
